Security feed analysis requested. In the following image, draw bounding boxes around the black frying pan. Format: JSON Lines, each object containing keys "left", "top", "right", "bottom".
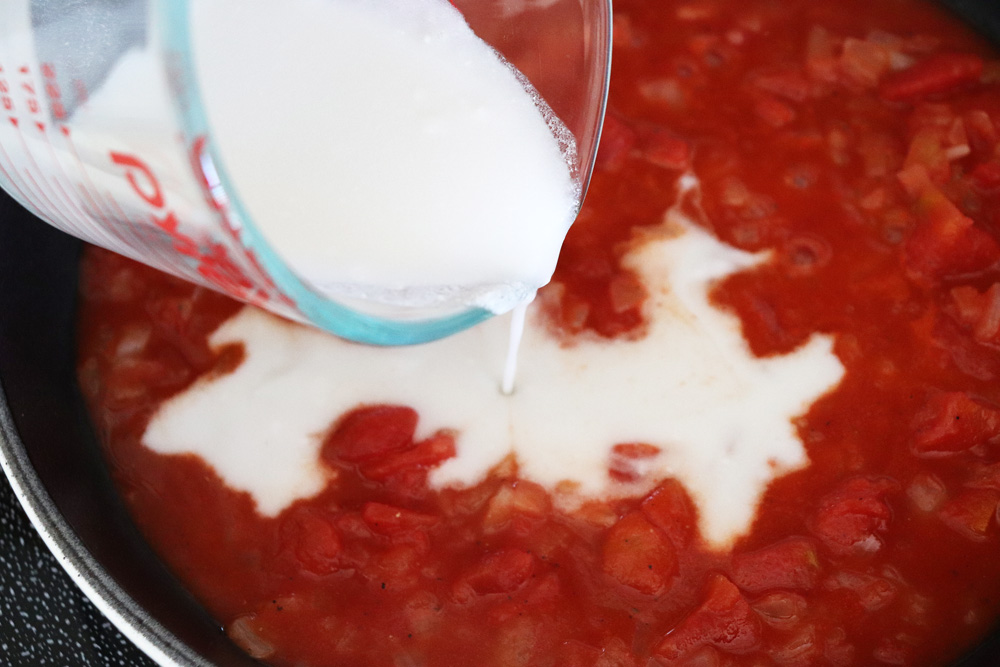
{"left": 2, "top": 1, "right": 1000, "bottom": 665}
{"left": 0, "top": 190, "right": 260, "bottom": 665}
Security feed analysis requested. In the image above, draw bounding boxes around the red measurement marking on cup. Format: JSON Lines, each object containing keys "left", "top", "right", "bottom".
{"left": 0, "top": 66, "right": 40, "bottom": 211}
{"left": 40, "top": 63, "right": 66, "bottom": 121}
{"left": 0, "top": 70, "right": 13, "bottom": 113}
{"left": 72, "top": 78, "right": 88, "bottom": 106}
{"left": 103, "top": 186, "right": 177, "bottom": 272}
{"left": 188, "top": 135, "right": 293, "bottom": 308}
{"left": 102, "top": 190, "right": 179, "bottom": 268}
{"left": 110, "top": 150, "right": 268, "bottom": 305}
{"left": 17, "top": 66, "right": 41, "bottom": 116}
{"left": 9, "top": 63, "right": 75, "bottom": 224}
{"left": 59, "top": 122, "right": 153, "bottom": 260}
{"left": 35, "top": 61, "right": 128, "bottom": 249}
{"left": 34, "top": 64, "right": 88, "bottom": 228}
{"left": 110, "top": 151, "right": 200, "bottom": 257}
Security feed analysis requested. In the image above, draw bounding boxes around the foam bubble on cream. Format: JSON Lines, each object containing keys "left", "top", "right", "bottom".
{"left": 144, "top": 211, "right": 843, "bottom": 547}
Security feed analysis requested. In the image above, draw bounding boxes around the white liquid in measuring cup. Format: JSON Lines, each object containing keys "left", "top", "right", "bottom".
{"left": 0, "top": 0, "right": 580, "bottom": 340}
{"left": 190, "top": 0, "right": 580, "bottom": 316}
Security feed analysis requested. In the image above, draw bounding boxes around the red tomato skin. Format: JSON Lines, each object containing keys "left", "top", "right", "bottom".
{"left": 808, "top": 477, "right": 898, "bottom": 556}
{"left": 322, "top": 405, "right": 418, "bottom": 463}
{"left": 879, "top": 53, "right": 984, "bottom": 102}
{"left": 655, "top": 575, "right": 762, "bottom": 659}
{"left": 729, "top": 537, "right": 822, "bottom": 594}
{"left": 602, "top": 512, "right": 678, "bottom": 596}
{"left": 912, "top": 392, "right": 1000, "bottom": 456}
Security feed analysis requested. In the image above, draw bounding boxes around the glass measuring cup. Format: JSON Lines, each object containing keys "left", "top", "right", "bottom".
{"left": 0, "top": 0, "right": 611, "bottom": 345}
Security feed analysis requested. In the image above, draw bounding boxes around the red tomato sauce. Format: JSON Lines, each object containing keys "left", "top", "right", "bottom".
{"left": 77, "top": 0, "right": 1000, "bottom": 664}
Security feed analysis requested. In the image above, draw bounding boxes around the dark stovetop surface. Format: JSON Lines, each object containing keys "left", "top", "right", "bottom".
{"left": 0, "top": 472, "right": 154, "bottom": 667}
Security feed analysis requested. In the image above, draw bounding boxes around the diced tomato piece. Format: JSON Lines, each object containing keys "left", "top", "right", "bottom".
{"left": 859, "top": 187, "right": 890, "bottom": 211}
{"left": 279, "top": 509, "right": 341, "bottom": 576}
{"left": 452, "top": 549, "right": 535, "bottom": 603}
{"left": 482, "top": 480, "right": 551, "bottom": 534}
{"left": 947, "top": 116, "right": 969, "bottom": 146}
{"left": 896, "top": 162, "right": 933, "bottom": 199}
{"left": 226, "top": 614, "right": 276, "bottom": 660}
{"left": 906, "top": 472, "right": 948, "bottom": 512}
{"left": 608, "top": 443, "right": 661, "bottom": 483}
{"left": 950, "top": 285, "right": 983, "bottom": 325}
{"left": 949, "top": 284, "right": 1000, "bottom": 344}
{"left": 367, "top": 542, "right": 427, "bottom": 590}
{"left": 655, "top": 575, "right": 761, "bottom": 659}
{"left": 574, "top": 500, "right": 620, "bottom": 528}
{"left": 523, "top": 572, "right": 561, "bottom": 606}
{"left": 334, "top": 512, "right": 372, "bottom": 540}
{"left": 770, "top": 624, "right": 822, "bottom": 666}
{"left": 931, "top": 315, "right": 1000, "bottom": 382}
{"left": 359, "top": 432, "right": 456, "bottom": 481}
{"left": 360, "top": 503, "right": 438, "bottom": 536}
{"left": 602, "top": 512, "right": 677, "bottom": 596}
{"left": 824, "top": 570, "right": 897, "bottom": 612}
{"left": 964, "top": 110, "right": 998, "bottom": 156}
{"left": 911, "top": 392, "right": 1000, "bottom": 456}
{"left": 965, "top": 461, "right": 1000, "bottom": 490}
{"left": 729, "top": 537, "right": 821, "bottom": 593}
{"left": 938, "top": 489, "right": 1000, "bottom": 541}
{"left": 401, "top": 591, "right": 443, "bottom": 636}
{"left": 437, "top": 479, "right": 501, "bottom": 519}
{"left": 903, "top": 127, "right": 951, "bottom": 184}
{"left": 640, "top": 127, "right": 691, "bottom": 170}
{"left": 909, "top": 179, "right": 968, "bottom": 232}
{"left": 750, "top": 591, "right": 808, "bottom": 630}
{"left": 322, "top": 405, "right": 417, "bottom": 463}
{"left": 596, "top": 112, "right": 637, "bottom": 171}
{"left": 840, "top": 38, "right": 892, "bottom": 89}
{"left": 805, "top": 25, "right": 839, "bottom": 84}
{"left": 900, "top": 174, "right": 1000, "bottom": 285}
{"left": 641, "top": 479, "right": 697, "bottom": 546}
{"left": 808, "top": 477, "right": 897, "bottom": 556}
{"left": 880, "top": 53, "right": 984, "bottom": 102}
